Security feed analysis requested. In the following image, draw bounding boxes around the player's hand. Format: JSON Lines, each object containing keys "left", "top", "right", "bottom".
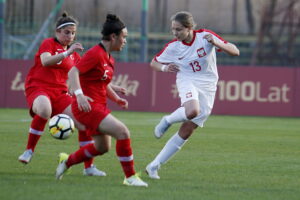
{"left": 76, "top": 94, "right": 93, "bottom": 112}
{"left": 117, "top": 98, "right": 128, "bottom": 109}
{"left": 68, "top": 42, "right": 84, "bottom": 54}
{"left": 166, "top": 63, "right": 180, "bottom": 73}
{"left": 113, "top": 85, "right": 127, "bottom": 95}
{"left": 203, "top": 34, "right": 215, "bottom": 45}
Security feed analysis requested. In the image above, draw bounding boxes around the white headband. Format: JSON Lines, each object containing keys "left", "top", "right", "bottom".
{"left": 56, "top": 22, "right": 76, "bottom": 30}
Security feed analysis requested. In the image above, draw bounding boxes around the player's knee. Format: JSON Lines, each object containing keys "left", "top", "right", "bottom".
{"left": 179, "top": 121, "right": 198, "bottom": 139}
{"left": 74, "top": 120, "right": 85, "bottom": 131}
{"left": 186, "top": 109, "right": 199, "bottom": 120}
{"left": 116, "top": 125, "right": 130, "bottom": 140}
{"left": 100, "top": 145, "right": 110, "bottom": 154}
{"left": 32, "top": 96, "right": 52, "bottom": 118}
{"left": 95, "top": 143, "right": 110, "bottom": 154}
{"left": 35, "top": 107, "right": 52, "bottom": 119}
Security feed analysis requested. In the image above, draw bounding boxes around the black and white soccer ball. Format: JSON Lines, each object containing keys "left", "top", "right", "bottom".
{"left": 49, "top": 114, "right": 75, "bottom": 140}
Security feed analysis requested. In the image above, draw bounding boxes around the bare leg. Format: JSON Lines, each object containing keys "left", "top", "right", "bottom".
{"left": 19, "top": 95, "right": 51, "bottom": 164}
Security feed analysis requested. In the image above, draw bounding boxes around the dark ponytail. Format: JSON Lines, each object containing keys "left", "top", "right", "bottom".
{"left": 101, "top": 14, "right": 126, "bottom": 41}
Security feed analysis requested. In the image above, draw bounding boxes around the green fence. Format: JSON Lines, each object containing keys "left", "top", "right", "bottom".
{"left": 2, "top": 17, "right": 300, "bottom": 66}
{"left": 2, "top": 0, "right": 300, "bottom": 67}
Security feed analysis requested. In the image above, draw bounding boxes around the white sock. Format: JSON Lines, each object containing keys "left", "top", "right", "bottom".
{"left": 165, "top": 107, "right": 187, "bottom": 124}
{"left": 152, "top": 132, "right": 187, "bottom": 166}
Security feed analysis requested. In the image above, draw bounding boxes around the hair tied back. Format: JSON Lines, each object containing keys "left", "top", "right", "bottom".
{"left": 106, "top": 14, "right": 119, "bottom": 22}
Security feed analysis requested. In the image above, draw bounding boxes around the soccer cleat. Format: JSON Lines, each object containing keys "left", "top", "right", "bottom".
{"left": 55, "top": 153, "right": 69, "bottom": 180}
{"left": 145, "top": 163, "right": 160, "bottom": 179}
{"left": 154, "top": 116, "right": 171, "bottom": 139}
{"left": 83, "top": 165, "right": 106, "bottom": 176}
{"left": 18, "top": 149, "right": 33, "bottom": 164}
{"left": 123, "top": 174, "right": 148, "bottom": 187}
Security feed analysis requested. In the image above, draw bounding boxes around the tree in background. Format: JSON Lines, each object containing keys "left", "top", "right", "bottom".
{"left": 251, "top": 0, "right": 300, "bottom": 66}
{"left": 245, "top": 0, "right": 255, "bottom": 35}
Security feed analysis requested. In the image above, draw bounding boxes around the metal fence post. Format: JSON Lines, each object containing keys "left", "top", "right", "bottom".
{"left": 140, "top": 0, "right": 148, "bottom": 63}
{"left": 23, "top": 0, "right": 64, "bottom": 60}
{"left": 0, "top": 0, "right": 5, "bottom": 59}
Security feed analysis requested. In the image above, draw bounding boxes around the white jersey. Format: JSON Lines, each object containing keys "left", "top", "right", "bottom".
{"left": 155, "top": 29, "right": 227, "bottom": 89}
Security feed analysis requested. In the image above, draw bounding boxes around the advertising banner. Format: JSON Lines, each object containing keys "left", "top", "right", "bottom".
{"left": 1, "top": 59, "right": 299, "bottom": 117}
{"left": 0, "top": 59, "right": 32, "bottom": 108}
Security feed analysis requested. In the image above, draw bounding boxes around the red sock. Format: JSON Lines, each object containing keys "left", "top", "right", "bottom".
{"left": 84, "top": 157, "right": 94, "bottom": 169}
{"left": 66, "top": 143, "right": 102, "bottom": 168}
{"left": 78, "top": 130, "right": 94, "bottom": 168}
{"left": 116, "top": 139, "right": 135, "bottom": 178}
{"left": 26, "top": 115, "right": 48, "bottom": 152}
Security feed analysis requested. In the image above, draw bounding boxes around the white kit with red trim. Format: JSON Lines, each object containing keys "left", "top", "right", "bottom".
{"left": 155, "top": 29, "right": 227, "bottom": 88}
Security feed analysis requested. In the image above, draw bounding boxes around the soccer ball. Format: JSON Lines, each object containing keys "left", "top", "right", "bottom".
{"left": 49, "top": 114, "right": 75, "bottom": 140}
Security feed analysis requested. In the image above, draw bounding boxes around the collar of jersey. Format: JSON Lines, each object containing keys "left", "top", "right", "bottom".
{"left": 54, "top": 37, "right": 70, "bottom": 49}
{"left": 181, "top": 30, "right": 196, "bottom": 46}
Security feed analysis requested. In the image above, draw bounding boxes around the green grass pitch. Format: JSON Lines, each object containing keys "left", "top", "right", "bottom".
{"left": 0, "top": 108, "right": 299, "bottom": 200}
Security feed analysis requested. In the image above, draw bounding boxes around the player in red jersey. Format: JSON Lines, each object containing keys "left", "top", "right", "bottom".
{"left": 55, "top": 14, "right": 148, "bottom": 187}
{"left": 18, "top": 12, "right": 106, "bottom": 177}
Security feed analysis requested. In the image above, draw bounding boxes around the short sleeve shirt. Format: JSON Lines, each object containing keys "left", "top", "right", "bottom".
{"left": 25, "top": 38, "right": 81, "bottom": 91}
{"left": 155, "top": 29, "right": 227, "bottom": 87}
{"left": 75, "top": 44, "right": 115, "bottom": 104}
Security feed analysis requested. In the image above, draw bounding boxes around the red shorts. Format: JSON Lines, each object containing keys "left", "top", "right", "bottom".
{"left": 72, "top": 100, "right": 111, "bottom": 136}
{"left": 26, "top": 87, "right": 72, "bottom": 117}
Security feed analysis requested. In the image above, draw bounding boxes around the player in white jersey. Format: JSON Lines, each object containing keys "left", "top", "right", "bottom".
{"left": 146, "top": 11, "right": 240, "bottom": 179}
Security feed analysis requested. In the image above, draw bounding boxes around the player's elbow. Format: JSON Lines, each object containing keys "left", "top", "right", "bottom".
{"left": 231, "top": 49, "right": 240, "bottom": 56}
{"left": 230, "top": 45, "right": 240, "bottom": 56}
{"left": 41, "top": 58, "right": 50, "bottom": 67}
{"left": 234, "top": 47, "right": 240, "bottom": 56}
{"left": 150, "top": 60, "right": 156, "bottom": 70}
{"left": 150, "top": 59, "right": 162, "bottom": 71}
{"left": 150, "top": 59, "right": 156, "bottom": 70}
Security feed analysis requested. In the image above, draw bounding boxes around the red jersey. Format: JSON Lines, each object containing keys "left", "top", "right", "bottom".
{"left": 25, "top": 38, "right": 81, "bottom": 91}
{"left": 75, "top": 43, "right": 115, "bottom": 104}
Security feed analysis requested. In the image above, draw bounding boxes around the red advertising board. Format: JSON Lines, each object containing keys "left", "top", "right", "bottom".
{"left": 0, "top": 59, "right": 33, "bottom": 108}
{"left": 0, "top": 59, "right": 299, "bottom": 117}
{"left": 214, "top": 66, "right": 297, "bottom": 117}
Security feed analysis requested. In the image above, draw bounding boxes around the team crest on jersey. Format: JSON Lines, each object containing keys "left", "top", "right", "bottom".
{"left": 197, "top": 47, "right": 206, "bottom": 58}
{"left": 186, "top": 92, "right": 192, "bottom": 98}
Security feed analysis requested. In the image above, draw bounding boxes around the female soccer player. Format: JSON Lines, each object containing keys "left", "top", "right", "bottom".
{"left": 146, "top": 11, "right": 240, "bottom": 179}
{"left": 18, "top": 12, "right": 106, "bottom": 177}
{"left": 55, "top": 14, "right": 148, "bottom": 187}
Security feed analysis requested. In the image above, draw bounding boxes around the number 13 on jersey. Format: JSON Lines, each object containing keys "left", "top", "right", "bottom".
{"left": 189, "top": 47, "right": 206, "bottom": 72}
{"left": 189, "top": 61, "right": 201, "bottom": 72}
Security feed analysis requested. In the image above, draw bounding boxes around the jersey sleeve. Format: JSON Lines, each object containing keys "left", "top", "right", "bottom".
{"left": 38, "top": 39, "right": 54, "bottom": 55}
{"left": 202, "top": 29, "right": 228, "bottom": 52}
{"left": 72, "top": 52, "right": 81, "bottom": 65}
{"left": 75, "top": 49, "right": 99, "bottom": 74}
{"left": 154, "top": 40, "right": 177, "bottom": 64}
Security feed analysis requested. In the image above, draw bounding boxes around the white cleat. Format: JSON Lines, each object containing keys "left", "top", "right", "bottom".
{"left": 145, "top": 163, "right": 160, "bottom": 179}
{"left": 18, "top": 149, "right": 33, "bottom": 164}
{"left": 123, "top": 174, "right": 148, "bottom": 187}
{"left": 154, "top": 116, "right": 171, "bottom": 139}
{"left": 83, "top": 165, "right": 106, "bottom": 176}
{"left": 55, "top": 153, "right": 69, "bottom": 180}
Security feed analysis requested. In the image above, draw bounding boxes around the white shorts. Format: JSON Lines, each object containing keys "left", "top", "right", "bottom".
{"left": 176, "top": 78, "right": 216, "bottom": 127}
